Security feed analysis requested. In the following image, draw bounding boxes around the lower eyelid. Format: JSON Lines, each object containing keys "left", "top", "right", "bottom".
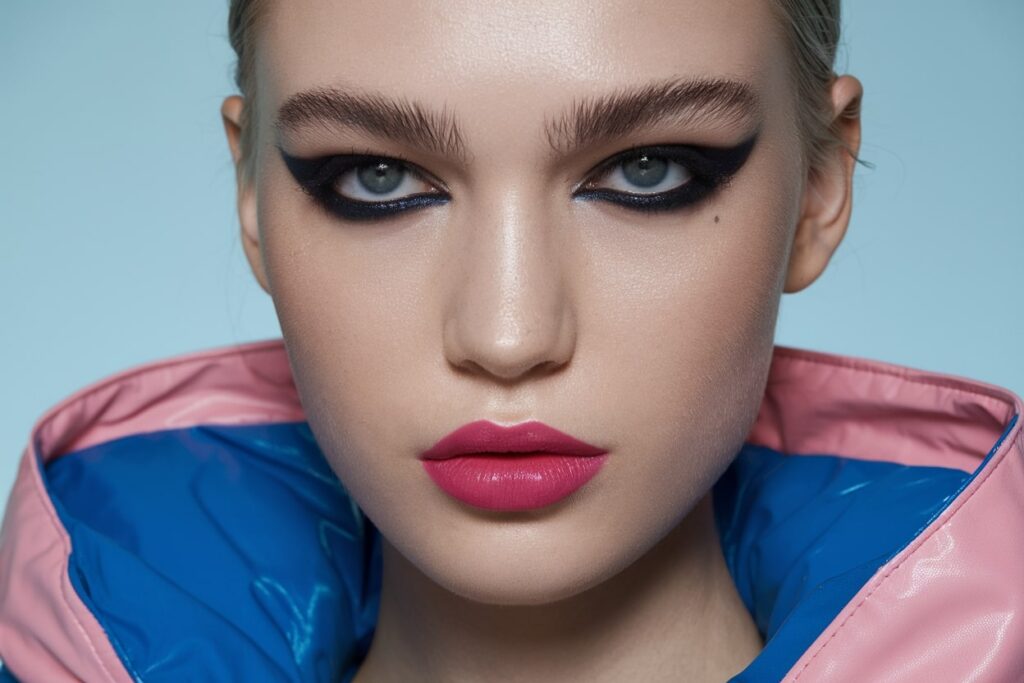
{"left": 573, "top": 183, "right": 717, "bottom": 215}
{"left": 319, "top": 191, "right": 449, "bottom": 222}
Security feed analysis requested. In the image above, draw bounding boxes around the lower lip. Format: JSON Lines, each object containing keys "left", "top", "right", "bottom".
{"left": 421, "top": 453, "right": 609, "bottom": 511}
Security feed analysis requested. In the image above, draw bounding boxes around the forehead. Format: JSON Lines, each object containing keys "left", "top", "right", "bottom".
{"left": 257, "top": 0, "right": 790, "bottom": 149}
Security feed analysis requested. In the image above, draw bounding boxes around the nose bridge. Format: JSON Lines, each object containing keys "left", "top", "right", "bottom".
{"left": 443, "top": 185, "right": 576, "bottom": 382}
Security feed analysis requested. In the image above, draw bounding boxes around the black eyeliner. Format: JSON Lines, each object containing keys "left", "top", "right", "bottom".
{"left": 278, "top": 146, "right": 449, "bottom": 222}
{"left": 278, "top": 131, "right": 759, "bottom": 223}
{"left": 574, "top": 131, "right": 759, "bottom": 213}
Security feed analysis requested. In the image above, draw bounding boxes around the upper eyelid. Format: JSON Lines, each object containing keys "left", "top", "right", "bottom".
{"left": 592, "top": 144, "right": 698, "bottom": 171}
{"left": 278, "top": 147, "right": 448, "bottom": 195}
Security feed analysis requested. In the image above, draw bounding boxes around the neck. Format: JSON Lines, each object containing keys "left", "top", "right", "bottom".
{"left": 352, "top": 492, "right": 763, "bottom": 683}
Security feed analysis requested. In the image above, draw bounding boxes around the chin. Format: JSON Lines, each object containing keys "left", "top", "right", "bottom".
{"left": 407, "top": 527, "right": 639, "bottom": 607}
{"left": 435, "top": 560, "right": 610, "bottom": 607}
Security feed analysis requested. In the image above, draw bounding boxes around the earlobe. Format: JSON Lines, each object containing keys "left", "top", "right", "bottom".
{"left": 784, "top": 75, "right": 864, "bottom": 294}
{"left": 220, "top": 95, "right": 270, "bottom": 294}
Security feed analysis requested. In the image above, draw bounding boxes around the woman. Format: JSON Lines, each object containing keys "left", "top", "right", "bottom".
{"left": 1, "top": 1, "right": 1021, "bottom": 681}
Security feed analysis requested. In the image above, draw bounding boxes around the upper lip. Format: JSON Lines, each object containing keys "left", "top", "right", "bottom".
{"left": 420, "top": 420, "right": 607, "bottom": 460}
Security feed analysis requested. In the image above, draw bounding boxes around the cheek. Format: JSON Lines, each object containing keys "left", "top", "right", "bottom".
{"left": 593, "top": 164, "right": 796, "bottom": 375}
{"left": 258, "top": 165, "right": 432, "bottom": 387}
{"left": 579, "top": 155, "right": 800, "bottom": 499}
{"left": 254, "top": 180, "right": 450, "bottom": 514}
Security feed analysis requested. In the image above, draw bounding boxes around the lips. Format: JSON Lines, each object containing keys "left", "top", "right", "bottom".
{"left": 419, "top": 420, "right": 608, "bottom": 511}
{"left": 420, "top": 420, "right": 607, "bottom": 459}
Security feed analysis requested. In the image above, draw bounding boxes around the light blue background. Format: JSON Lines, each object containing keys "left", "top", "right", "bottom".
{"left": 2, "top": 2, "right": 1022, "bottom": 510}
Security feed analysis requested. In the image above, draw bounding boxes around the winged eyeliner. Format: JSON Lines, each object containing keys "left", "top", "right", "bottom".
{"left": 278, "top": 131, "right": 758, "bottom": 222}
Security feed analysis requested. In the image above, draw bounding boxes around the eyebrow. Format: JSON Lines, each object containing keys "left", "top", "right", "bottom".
{"left": 274, "top": 76, "right": 759, "bottom": 163}
{"left": 545, "top": 77, "right": 760, "bottom": 156}
{"left": 275, "top": 87, "right": 469, "bottom": 162}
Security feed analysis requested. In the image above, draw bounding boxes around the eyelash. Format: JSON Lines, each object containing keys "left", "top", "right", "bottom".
{"left": 573, "top": 138, "right": 756, "bottom": 214}
{"left": 279, "top": 136, "right": 757, "bottom": 223}
{"left": 279, "top": 150, "right": 448, "bottom": 221}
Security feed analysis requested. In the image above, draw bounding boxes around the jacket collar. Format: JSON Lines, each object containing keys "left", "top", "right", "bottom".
{"left": 0, "top": 340, "right": 1020, "bottom": 682}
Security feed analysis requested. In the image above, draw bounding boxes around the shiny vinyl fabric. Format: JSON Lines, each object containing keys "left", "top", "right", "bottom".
{"left": 44, "top": 421, "right": 381, "bottom": 681}
{"left": 37, "top": 424, "right": 979, "bottom": 682}
{"left": 0, "top": 340, "right": 1021, "bottom": 682}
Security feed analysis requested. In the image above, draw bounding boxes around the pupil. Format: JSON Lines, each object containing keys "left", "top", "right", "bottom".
{"left": 357, "top": 161, "right": 404, "bottom": 194}
{"left": 622, "top": 155, "right": 668, "bottom": 188}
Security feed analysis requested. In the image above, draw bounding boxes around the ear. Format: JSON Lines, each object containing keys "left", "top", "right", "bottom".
{"left": 784, "top": 75, "right": 863, "bottom": 293}
{"left": 221, "top": 95, "right": 270, "bottom": 294}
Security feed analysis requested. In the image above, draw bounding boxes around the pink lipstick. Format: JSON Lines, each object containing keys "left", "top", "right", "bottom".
{"left": 419, "top": 420, "right": 608, "bottom": 511}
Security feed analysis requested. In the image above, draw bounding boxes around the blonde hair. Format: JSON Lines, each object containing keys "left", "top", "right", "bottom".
{"left": 227, "top": 0, "right": 857, "bottom": 182}
{"left": 768, "top": 0, "right": 861, "bottom": 174}
{"left": 227, "top": 0, "right": 267, "bottom": 183}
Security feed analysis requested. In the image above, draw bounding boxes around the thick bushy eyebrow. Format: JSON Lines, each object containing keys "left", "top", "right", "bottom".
{"left": 545, "top": 77, "right": 760, "bottom": 156}
{"left": 274, "top": 77, "right": 759, "bottom": 163}
{"left": 275, "top": 87, "right": 470, "bottom": 163}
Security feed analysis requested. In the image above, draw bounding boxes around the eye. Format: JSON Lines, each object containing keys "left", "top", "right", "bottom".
{"left": 335, "top": 159, "right": 435, "bottom": 202}
{"left": 596, "top": 154, "right": 694, "bottom": 195}
{"left": 278, "top": 149, "right": 450, "bottom": 222}
{"left": 574, "top": 135, "right": 758, "bottom": 214}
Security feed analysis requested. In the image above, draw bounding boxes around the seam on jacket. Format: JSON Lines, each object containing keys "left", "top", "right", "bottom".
{"left": 23, "top": 448, "right": 123, "bottom": 683}
{"left": 773, "top": 348, "right": 1016, "bottom": 411}
{"left": 788, "top": 415, "right": 1022, "bottom": 680}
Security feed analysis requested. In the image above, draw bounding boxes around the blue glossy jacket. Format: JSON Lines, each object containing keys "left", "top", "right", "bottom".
{"left": 1, "top": 340, "right": 1022, "bottom": 681}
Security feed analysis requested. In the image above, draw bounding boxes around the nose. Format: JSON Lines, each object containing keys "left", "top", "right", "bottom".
{"left": 442, "top": 190, "right": 577, "bottom": 384}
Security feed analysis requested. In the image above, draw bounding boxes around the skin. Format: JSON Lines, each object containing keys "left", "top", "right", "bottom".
{"left": 220, "top": 0, "right": 862, "bottom": 680}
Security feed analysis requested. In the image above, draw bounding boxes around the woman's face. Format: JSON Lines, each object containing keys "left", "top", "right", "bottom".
{"left": 231, "top": 0, "right": 845, "bottom": 604}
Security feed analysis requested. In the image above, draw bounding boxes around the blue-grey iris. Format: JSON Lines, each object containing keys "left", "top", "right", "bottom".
{"left": 622, "top": 155, "right": 668, "bottom": 188}
{"left": 357, "top": 161, "right": 404, "bottom": 194}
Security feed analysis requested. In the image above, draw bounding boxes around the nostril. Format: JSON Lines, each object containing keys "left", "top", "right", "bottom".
{"left": 449, "top": 356, "right": 567, "bottom": 385}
